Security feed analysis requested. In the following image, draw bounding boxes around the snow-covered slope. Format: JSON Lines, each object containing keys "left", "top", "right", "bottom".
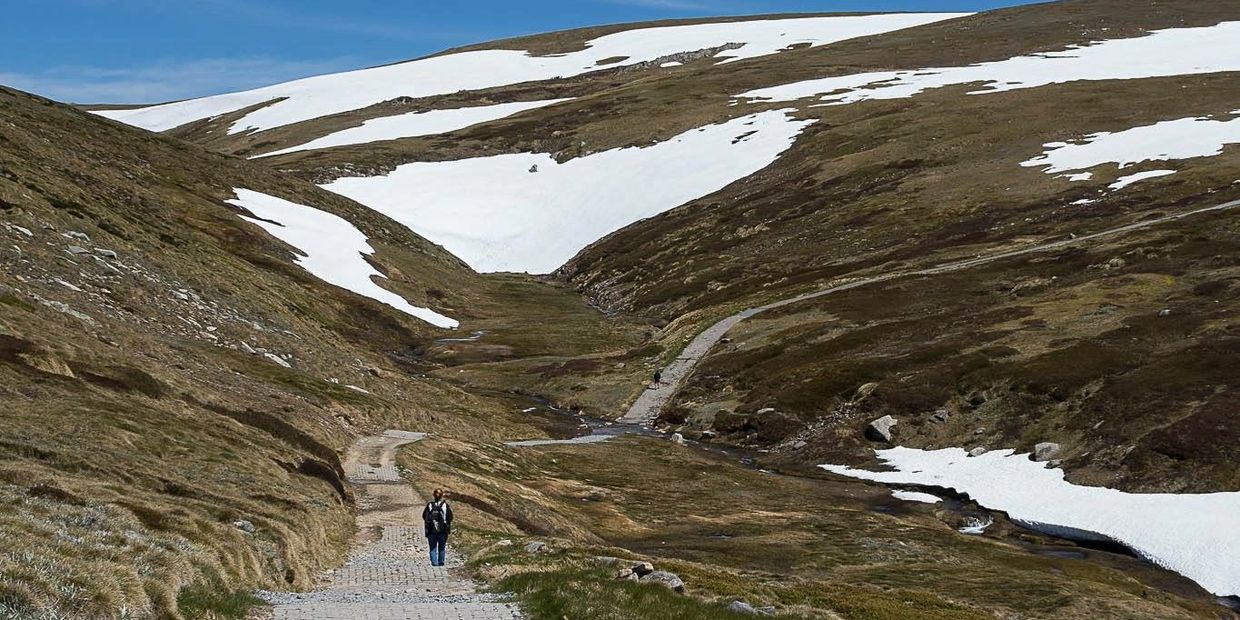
{"left": 96, "top": 13, "right": 966, "bottom": 135}
{"left": 227, "top": 189, "right": 458, "bottom": 328}
{"left": 1022, "top": 111, "right": 1240, "bottom": 177}
{"left": 321, "top": 109, "right": 812, "bottom": 274}
{"left": 740, "top": 21, "right": 1240, "bottom": 104}
{"left": 822, "top": 447, "right": 1240, "bottom": 597}
{"left": 253, "top": 99, "right": 572, "bottom": 158}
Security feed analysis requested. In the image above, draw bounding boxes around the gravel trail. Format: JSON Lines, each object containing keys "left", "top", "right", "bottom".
{"left": 258, "top": 430, "right": 521, "bottom": 620}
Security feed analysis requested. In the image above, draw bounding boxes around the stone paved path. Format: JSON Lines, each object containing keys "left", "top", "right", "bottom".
{"left": 259, "top": 430, "right": 521, "bottom": 620}
{"left": 620, "top": 198, "right": 1240, "bottom": 424}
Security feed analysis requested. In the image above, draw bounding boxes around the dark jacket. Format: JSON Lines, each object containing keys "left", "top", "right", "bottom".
{"left": 422, "top": 499, "right": 453, "bottom": 537}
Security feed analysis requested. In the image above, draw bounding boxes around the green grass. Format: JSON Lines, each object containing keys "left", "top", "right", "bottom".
{"left": 176, "top": 586, "right": 265, "bottom": 620}
{"left": 498, "top": 565, "right": 772, "bottom": 620}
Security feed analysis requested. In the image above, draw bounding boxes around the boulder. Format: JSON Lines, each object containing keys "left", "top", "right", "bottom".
{"left": 968, "top": 447, "right": 988, "bottom": 457}
{"left": 96, "top": 248, "right": 118, "bottom": 259}
{"left": 728, "top": 600, "right": 774, "bottom": 616}
{"left": 865, "top": 415, "right": 898, "bottom": 442}
{"left": 615, "top": 568, "right": 636, "bottom": 581}
{"left": 1033, "top": 442, "right": 1061, "bottom": 462}
{"left": 640, "top": 570, "right": 685, "bottom": 593}
{"left": 232, "top": 520, "right": 256, "bottom": 534}
{"left": 670, "top": 433, "right": 685, "bottom": 445}
{"left": 854, "top": 382, "right": 880, "bottom": 401}
{"left": 525, "top": 541, "right": 548, "bottom": 554}
{"left": 631, "top": 561, "right": 654, "bottom": 576}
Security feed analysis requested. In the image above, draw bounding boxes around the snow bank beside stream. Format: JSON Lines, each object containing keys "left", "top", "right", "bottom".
{"left": 822, "top": 447, "right": 1240, "bottom": 597}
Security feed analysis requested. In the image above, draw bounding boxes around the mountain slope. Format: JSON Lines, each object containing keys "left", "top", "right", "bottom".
{"left": 15, "top": 0, "right": 1239, "bottom": 616}
{"left": 0, "top": 86, "right": 639, "bottom": 618}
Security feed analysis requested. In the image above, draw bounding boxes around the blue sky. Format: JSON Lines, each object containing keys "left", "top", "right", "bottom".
{"left": 2, "top": 0, "right": 1044, "bottom": 104}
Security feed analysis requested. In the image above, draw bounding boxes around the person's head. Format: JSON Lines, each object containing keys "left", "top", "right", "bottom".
{"left": 433, "top": 488, "right": 445, "bottom": 500}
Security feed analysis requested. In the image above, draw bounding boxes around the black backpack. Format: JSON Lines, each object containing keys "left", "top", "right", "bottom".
{"left": 428, "top": 501, "right": 447, "bottom": 533}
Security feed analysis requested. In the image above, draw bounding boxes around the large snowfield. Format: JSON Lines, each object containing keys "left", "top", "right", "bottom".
{"left": 321, "top": 109, "right": 812, "bottom": 274}
{"left": 740, "top": 21, "right": 1240, "bottom": 105}
{"left": 822, "top": 447, "right": 1240, "bottom": 597}
{"left": 1022, "top": 112, "right": 1240, "bottom": 184}
{"left": 96, "top": 14, "right": 965, "bottom": 135}
{"left": 253, "top": 99, "right": 572, "bottom": 158}
{"left": 227, "top": 189, "right": 458, "bottom": 328}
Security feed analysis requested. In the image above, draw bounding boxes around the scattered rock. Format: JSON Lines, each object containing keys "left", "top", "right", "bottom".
{"left": 232, "top": 520, "right": 256, "bottom": 534}
{"left": 930, "top": 408, "right": 950, "bottom": 423}
{"left": 791, "top": 440, "right": 807, "bottom": 450}
{"left": 1033, "top": 442, "right": 1061, "bottom": 462}
{"left": 1158, "top": 308, "right": 1172, "bottom": 317}
{"left": 496, "top": 539, "right": 513, "bottom": 547}
{"left": 728, "top": 600, "right": 774, "bottom": 616}
{"left": 670, "top": 433, "right": 685, "bottom": 445}
{"left": 66, "top": 245, "right": 90, "bottom": 255}
{"left": 264, "top": 352, "right": 292, "bottom": 368}
{"left": 865, "top": 415, "right": 898, "bottom": 442}
{"left": 528, "top": 164, "right": 539, "bottom": 173}
{"left": 756, "top": 407, "right": 776, "bottom": 415}
{"left": 615, "top": 568, "right": 636, "bottom": 580}
{"left": 1045, "top": 459, "right": 1063, "bottom": 469}
{"left": 95, "top": 248, "right": 118, "bottom": 259}
{"left": 4, "top": 223, "right": 33, "bottom": 237}
{"left": 968, "top": 447, "right": 988, "bottom": 457}
{"left": 62, "top": 231, "right": 90, "bottom": 242}
{"left": 239, "top": 342, "right": 257, "bottom": 355}
{"left": 524, "top": 541, "right": 548, "bottom": 554}
{"left": 974, "top": 427, "right": 986, "bottom": 436}
{"left": 631, "top": 561, "right": 654, "bottom": 576}
{"left": 640, "top": 570, "right": 685, "bottom": 593}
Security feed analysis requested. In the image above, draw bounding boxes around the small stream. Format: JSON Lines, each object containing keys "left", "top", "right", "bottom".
{"left": 503, "top": 395, "right": 1234, "bottom": 612}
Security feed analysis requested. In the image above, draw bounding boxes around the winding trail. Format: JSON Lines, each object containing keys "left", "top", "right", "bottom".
{"left": 260, "top": 430, "right": 521, "bottom": 620}
{"left": 620, "top": 198, "right": 1240, "bottom": 424}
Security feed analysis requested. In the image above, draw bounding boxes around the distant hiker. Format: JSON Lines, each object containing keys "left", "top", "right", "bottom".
{"left": 653, "top": 369, "right": 663, "bottom": 385}
{"left": 422, "top": 488, "right": 453, "bottom": 567}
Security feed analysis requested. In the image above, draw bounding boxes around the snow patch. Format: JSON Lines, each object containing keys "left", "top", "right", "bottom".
{"left": 740, "top": 22, "right": 1240, "bottom": 105}
{"left": 253, "top": 99, "right": 572, "bottom": 158}
{"left": 821, "top": 447, "right": 1240, "bottom": 597}
{"left": 97, "top": 14, "right": 966, "bottom": 135}
{"left": 322, "top": 109, "right": 812, "bottom": 274}
{"left": 226, "top": 189, "right": 458, "bottom": 328}
{"left": 1108, "top": 169, "right": 1177, "bottom": 190}
{"left": 1021, "top": 113, "right": 1240, "bottom": 180}
{"left": 890, "top": 490, "right": 942, "bottom": 504}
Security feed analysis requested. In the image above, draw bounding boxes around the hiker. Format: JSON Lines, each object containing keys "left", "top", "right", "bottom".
{"left": 653, "top": 369, "right": 663, "bottom": 384}
{"left": 422, "top": 488, "right": 453, "bottom": 567}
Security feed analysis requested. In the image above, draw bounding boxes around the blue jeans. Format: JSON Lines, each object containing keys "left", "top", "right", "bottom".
{"left": 428, "top": 532, "right": 448, "bottom": 566}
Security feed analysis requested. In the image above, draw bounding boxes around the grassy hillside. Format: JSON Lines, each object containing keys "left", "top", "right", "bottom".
{"left": 0, "top": 86, "right": 644, "bottom": 618}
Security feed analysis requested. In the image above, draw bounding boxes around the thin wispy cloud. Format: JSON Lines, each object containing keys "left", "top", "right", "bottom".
{"left": 0, "top": 57, "right": 359, "bottom": 104}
